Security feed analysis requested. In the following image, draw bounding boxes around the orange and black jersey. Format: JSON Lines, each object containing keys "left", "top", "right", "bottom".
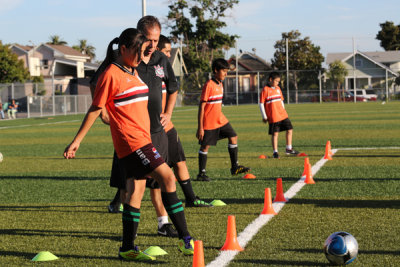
{"left": 136, "top": 51, "right": 178, "bottom": 134}
{"left": 92, "top": 63, "right": 151, "bottom": 158}
{"left": 259, "top": 85, "right": 288, "bottom": 123}
{"left": 200, "top": 78, "right": 229, "bottom": 130}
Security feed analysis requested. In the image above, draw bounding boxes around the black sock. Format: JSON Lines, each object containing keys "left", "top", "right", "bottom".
{"left": 178, "top": 179, "right": 196, "bottom": 203}
{"left": 198, "top": 151, "right": 207, "bottom": 174}
{"left": 161, "top": 191, "right": 190, "bottom": 239}
{"left": 121, "top": 204, "right": 140, "bottom": 251}
{"left": 228, "top": 144, "right": 238, "bottom": 169}
{"left": 110, "top": 189, "right": 120, "bottom": 205}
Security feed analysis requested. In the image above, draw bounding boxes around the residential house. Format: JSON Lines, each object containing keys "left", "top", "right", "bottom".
{"left": 326, "top": 51, "right": 400, "bottom": 93}
{"left": 11, "top": 43, "right": 98, "bottom": 95}
{"left": 226, "top": 51, "right": 272, "bottom": 104}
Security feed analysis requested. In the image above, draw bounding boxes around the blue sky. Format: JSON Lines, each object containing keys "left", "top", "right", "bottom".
{"left": 1, "top": 0, "right": 399, "bottom": 64}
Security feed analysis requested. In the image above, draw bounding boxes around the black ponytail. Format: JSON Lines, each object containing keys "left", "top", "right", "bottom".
{"left": 103, "top": 37, "right": 119, "bottom": 67}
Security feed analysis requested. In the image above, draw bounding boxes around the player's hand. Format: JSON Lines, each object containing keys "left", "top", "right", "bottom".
{"left": 63, "top": 141, "right": 80, "bottom": 159}
{"left": 262, "top": 118, "right": 268, "bottom": 123}
{"left": 196, "top": 128, "right": 204, "bottom": 141}
{"left": 160, "top": 112, "right": 171, "bottom": 127}
{"left": 100, "top": 107, "right": 110, "bottom": 125}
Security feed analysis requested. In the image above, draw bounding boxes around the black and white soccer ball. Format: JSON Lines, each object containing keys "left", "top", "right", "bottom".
{"left": 324, "top": 231, "right": 358, "bottom": 265}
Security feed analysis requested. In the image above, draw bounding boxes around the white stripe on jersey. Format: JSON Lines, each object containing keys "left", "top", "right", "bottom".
{"left": 208, "top": 94, "right": 223, "bottom": 99}
{"left": 207, "top": 100, "right": 222, "bottom": 104}
{"left": 266, "top": 98, "right": 282, "bottom": 104}
{"left": 115, "top": 85, "right": 148, "bottom": 97}
{"left": 162, "top": 89, "right": 166, "bottom": 94}
{"left": 115, "top": 96, "right": 148, "bottom": 107}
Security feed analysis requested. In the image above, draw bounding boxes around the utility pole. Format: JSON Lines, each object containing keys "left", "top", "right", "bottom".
{"left": 286, "top": 38, "right": 290, "bottom": 104}
{"left": 142, "top": 0, "right": 146, "bottom": 17}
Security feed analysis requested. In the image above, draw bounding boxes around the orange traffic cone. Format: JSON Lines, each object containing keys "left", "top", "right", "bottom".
{"left": 302, "top": 157, "right": 310, "bottom": 177}
{"left": 261, "top": 188, "right": 277, "bottom": 215}
{"left": 243, "top": 173, "right": 256, "bottom": 179}
{"left": 273, "top": 178, "right": 287, "bottom": 202}
{"left": 220, "top": 215, "right": 244, "bottom": 251}
{"left": 193, "top": 240, "right": 205, "bottom": 267}
{"left": 258, "top": 154, "right": 267, "bottom": 159}
{"left": 304, "top": 163, "right": 315, "bottom": 184}
{"left": 324, "top": 140, "right": 333, "bottom": 160}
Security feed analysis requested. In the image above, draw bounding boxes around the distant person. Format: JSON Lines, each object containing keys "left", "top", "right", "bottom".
{"left": 259, "top": 72, "right": 299, "bottom": 158}
{"left": 0, "top": 102, "right": 4, "bottom": 119}
{"left": 196, "top": 58, "right": 250, "bottom": 181}
{"left": 157, "top": 34, "right": 212, "bottom": 207}
{"left": 64, "top": 28, "right": 194, "bottom": 261}
{"left": 7, "top": 99, "right": 18, "bottom": 119}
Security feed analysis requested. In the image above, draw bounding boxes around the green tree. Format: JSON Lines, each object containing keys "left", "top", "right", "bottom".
{"left": 271, "top": 30, "right": 324, "bottom": 103}
{"left": 167, "top": 0, "right": 239, "bottom": 90}
{"left": 0, "top": 41, "right": 30, "bottom": 83}
{"left": 376, "top": 21, "right": 400, "bottom": 51}
{"left": 72, "top": 39, "right": 96, "bottom": 62}
{"left": 327, "top": 60, "right": 348, "bottom": 102}
{"left": 48, "top": 35, "right": 68, "bottom": 45}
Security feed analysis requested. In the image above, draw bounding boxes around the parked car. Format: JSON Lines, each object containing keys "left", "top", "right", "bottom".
{"left": 312, "top": 91, "right": 367, "bottom": 102}
{"left": 347, "top": 89, "right": 377, "bottom": 101}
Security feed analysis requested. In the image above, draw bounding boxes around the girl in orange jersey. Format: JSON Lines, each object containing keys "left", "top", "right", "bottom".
{"left": 63, "top": 28, "right": 194, "bottom": 261}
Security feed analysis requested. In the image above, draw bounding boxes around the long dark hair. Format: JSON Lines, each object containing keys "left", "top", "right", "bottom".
{"left": 104, "top": 28, "right": 147, "bottom": 67}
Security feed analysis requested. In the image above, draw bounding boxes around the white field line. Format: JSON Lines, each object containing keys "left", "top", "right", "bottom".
{"left": 0, "top": 120, "right": 80, "bottom": 130}
{"left": 336, "top": 146, "right": 400, "bottom": 150}
{"left": 206, "top": 149, "right": 338, "bottom": 267}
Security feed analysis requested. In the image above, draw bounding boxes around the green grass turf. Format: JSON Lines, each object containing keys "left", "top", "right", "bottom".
{"left": 0, "top": 102, "right": 399, "bottom": 266}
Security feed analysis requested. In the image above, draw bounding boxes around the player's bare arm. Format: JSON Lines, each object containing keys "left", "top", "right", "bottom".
{"left": 161, "top": 91, "right": 177, "bottom": 127}
{"left": 196, "top": 102, "right": 206, "bottom": 141}
{"left": 64, "top": 105, "right": 102, "bottom": 159}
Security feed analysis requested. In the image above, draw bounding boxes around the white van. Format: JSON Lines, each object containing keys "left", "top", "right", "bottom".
{"left": 348, "top": 89, "right": 377, "bottom": 101}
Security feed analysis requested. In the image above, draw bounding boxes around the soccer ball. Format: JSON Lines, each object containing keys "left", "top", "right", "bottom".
{"left": 324, "top": 231, "right": 358, "bottom": 265}
{"left": 0, "top": 152, "right": 3, "bottom": 163}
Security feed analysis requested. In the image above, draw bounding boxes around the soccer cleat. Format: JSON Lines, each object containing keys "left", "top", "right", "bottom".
{"left": 286, "top": 148, "right": 300, "bottom": 155}
{"left": 119, "top": 246, "right": 155, "bottom": 261}
{"left": 273, "top": 152, "right": 280, "bottom": 159}
{"left": 178, "top": 236, "right": 194, "bottom": 255}
{"left": 196, "top": 172, "right": 210, "bottom": 182}
{"left": 186, "top": 197, "right": 213, "bottom": 208}
{"left": 230, "top": 165, "right": 250, "bottom": 175}
{"left": 158, "top": 223, "right": 178, "bottom": 238}
{"left": 108, "top": 203, "right": 123, "bottom": 213}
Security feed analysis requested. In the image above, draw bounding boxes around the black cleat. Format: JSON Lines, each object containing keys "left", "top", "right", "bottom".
{"left": 230, "top": 165, "right": 250, "bottom": 175}
{"left": 286, "top": 148, "right": 300, "bottom": 156}
{"left": 196, "top": 172, "right": 210, "bottom": 182}
{"left": 157, "top": 223, "right": 178, "bottom": 238}
{"left": 273, "top": 152, "right": 280, "bottom": 159}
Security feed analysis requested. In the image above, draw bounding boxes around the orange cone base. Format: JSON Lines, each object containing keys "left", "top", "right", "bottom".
{"left": 193, "top": 240, "right": 205, "bottom": 267}
{"left": 220, "top": 240, "right": 244, "bottom": 251}
{"left": 324, "top": 155, "right": 333, "bottom": 160}
{"left": 258, "top": 154, "right": 267, "bottom": 159}
{"left": 243, "top": 173, "right": 256, "bottom": 179}
{"left": 220, "top": 216, "right": 244, "bottom": 251}
{"left": 297, "top": 152, "right": 308, "bottom": 157}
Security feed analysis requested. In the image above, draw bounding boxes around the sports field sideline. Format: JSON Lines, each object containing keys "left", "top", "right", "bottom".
{"left": 1, "top": 102, "right": 399, "bottom": 266}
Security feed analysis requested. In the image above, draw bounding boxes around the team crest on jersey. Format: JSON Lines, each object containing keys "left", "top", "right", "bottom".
{"left": 154, "top": 65, "right": 165, "bottom": 78}
{"left": 152, "top": 147, "right": 161, "bottom": 159}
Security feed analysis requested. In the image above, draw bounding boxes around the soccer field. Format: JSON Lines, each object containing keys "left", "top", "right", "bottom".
{"left": 1, "top": 102, "right": 399, "bottom": 266}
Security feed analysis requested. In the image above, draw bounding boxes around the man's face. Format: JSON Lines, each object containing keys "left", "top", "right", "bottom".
{"left": 144, "top": 26, "right": 161, "bottom": 57}
{"left": 215, "top": 69, "right": 228, "bottom": 82}
{"left": 270, "top": 77, "right": 281, "bottom": 87}
{"left": 160, "top": 43, "right": 172, "bottom": 58}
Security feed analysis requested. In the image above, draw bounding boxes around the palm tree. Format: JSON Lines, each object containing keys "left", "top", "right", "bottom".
{"left": 327, "top": 60, "right": 348, "bottom": 102}
{"left": 72, "top": 39, "right": 96, "bottom": 62}
{"left": 48, "top": 35, "right": 67, "bottom": 45}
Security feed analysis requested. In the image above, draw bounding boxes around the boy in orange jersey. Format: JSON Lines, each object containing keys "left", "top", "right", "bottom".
{"left": 196, "top": 58, "right": 250, "bottom": 181}
{"left": 259, "top": 72, "right": 299, "bottom": 159}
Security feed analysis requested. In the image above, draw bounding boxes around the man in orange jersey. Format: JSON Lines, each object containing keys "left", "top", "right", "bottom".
{"left": 259, "top": 72, "right": 299, "bottom": 158}
{"left": 196, "top": 58, "right": 250, "bottom": 181}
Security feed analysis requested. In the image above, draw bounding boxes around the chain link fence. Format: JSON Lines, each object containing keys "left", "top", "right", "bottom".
{"left": 1, "top": 68, "right": 399, "bottom": 119}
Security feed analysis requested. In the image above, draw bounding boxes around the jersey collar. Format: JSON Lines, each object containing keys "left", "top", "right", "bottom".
{"left": 112, "top": 62, "right": 136, "bottom": 76}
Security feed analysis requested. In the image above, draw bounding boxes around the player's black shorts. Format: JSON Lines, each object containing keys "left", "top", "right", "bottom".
{"left": 268, "top": 118, "right": 293, "bottom": 135}
{"left": 200, "top": 122, "right": 237, "bottom": 146}
{"left": 166, "top": 127, "right": 186, "bottom": 166}
{"left": 151, "top": 130, "right": 169, "bottom": 162}
{"left": 110, "top": 144, "right": 165, "bottom": 189}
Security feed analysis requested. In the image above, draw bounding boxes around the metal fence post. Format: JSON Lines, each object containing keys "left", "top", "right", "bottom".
{"left": 75, "top": 95, "right": 77, "bottom": 114}
{"left": 27, "top": 96, "right": 30, "bottom": 118}
{"left": 40, "top": 96, "right": 43, "bottom": 117}
{"left": 319, "top": 70, "right": 322, "bottom": 103}
{"left": 257, "top": 72, "right": 260, "bottom": 104}
{"left": 385, "top": 69, "right": 389, "bottom": 102}
{"left": 64, "top": 95, "right": 67, "bottom": 115}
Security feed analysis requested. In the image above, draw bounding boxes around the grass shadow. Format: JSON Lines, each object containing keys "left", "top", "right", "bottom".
{"left": 233, "top": 259, "right": 328, "bottom": 266}
{"left": 0, "top": 175, "right": 108, "bottom": 181}
{"left": 289, "top": 198, "right": 400, "bottom": 209}
{"left": 286, "top": 248, "right": 400, "bottom": 256}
